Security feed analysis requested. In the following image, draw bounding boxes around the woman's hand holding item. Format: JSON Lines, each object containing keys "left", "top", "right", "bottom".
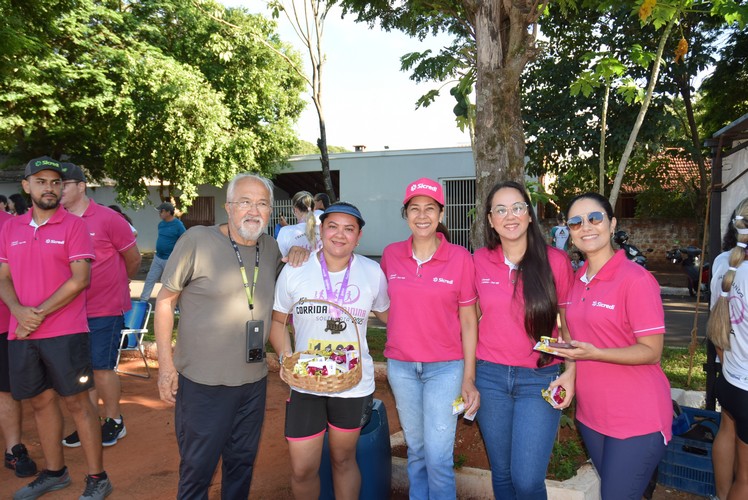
{"left": 461, "top": 379, "right": 481, "bottom": 417}
{"left": 548, "top": 368, "right": 575, "bottom": 409}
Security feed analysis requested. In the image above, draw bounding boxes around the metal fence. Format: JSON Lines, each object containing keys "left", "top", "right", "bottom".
{"left": 443, "top": 177, "right": 476, "bottom": 251}
{"left": 268, "top": 199, "right": 295, "bottom": 236}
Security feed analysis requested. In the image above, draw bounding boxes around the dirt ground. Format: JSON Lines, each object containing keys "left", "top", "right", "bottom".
{"left": 0, "top": 359, "right": 704, "bottom": 499}
{"left": 0, "top": 359, "right": 399, "bottom": 499}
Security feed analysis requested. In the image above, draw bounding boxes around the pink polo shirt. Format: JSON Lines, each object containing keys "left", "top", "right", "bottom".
{"left": 381, "top": 233, "right": 477, "bottom": 362}
{"left": 80, "top": 202, "right": 136, "bottom": 317}
{"left": 0, "top": 211, "right": 12, "bottom": 333}
{"left": 0, "top": 207, "right": 95, "bottom": 340}
{"left": 474, "top": 245, "right": 573, "bottom": 368}
{"left": 565, "top": 250, "right": 672, "bottom": 442}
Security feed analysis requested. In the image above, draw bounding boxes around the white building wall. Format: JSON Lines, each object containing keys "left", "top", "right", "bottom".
{"left": 286, "top": 147, "right": 474, "bottom": 255}
{"left": 719, "top": 140, "right": 748, "bottom": 237}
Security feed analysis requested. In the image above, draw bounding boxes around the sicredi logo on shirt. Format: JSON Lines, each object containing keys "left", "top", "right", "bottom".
{"left": 592, "top": 300, "right": 615, "bottom": 310}
{"left": 45, "top": 239, "right": 65, "bottom": 245}
{"left": 433, "top": 277, "right": 454, "bottom": 285}
{"left": 411, "top": 183, "right": 437, "bottom": 193}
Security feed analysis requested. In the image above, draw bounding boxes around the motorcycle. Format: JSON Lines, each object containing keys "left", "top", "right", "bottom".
{"left": 666, "top": 245, "right": 710, "bottom": 298}
{"left": 613, "top": 230, "right": 652, "bottom": 268}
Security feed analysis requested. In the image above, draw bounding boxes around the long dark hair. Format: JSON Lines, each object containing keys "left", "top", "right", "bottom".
{"left": 9, "top": 193, "right": 28, "bottom": 215}
{"left": 484, "top": 181, "right": 557, "bottom": 367}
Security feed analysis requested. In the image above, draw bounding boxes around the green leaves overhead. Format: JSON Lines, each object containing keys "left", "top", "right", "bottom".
{"left": 0, "top": 0, "right": 306, "bottom": 207}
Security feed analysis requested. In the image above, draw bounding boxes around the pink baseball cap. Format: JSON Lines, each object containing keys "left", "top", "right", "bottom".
{"left": 403, "top": 177, "right": 445, "bottom": 206}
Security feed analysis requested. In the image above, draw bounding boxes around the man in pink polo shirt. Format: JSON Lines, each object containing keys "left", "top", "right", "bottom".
{"left": 0, "top": 209, "right": 37, "bottom": 479}
{"left": 0, "top": 157, "right": 112, "bottom": 499}
{"left": 59, "top": 162, "right": 141, "bottom": 449}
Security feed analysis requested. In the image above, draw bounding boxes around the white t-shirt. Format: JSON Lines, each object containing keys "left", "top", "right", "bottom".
{"left": 313, "top": 209, "right": 324, "bottom": 225}
{"left": 273, "top": 251, "right": 390, "bottom": 397}
{"left": 552, "top": 224, "right": 570, "bottom": 250}
{"left": 710, "top": 251, "right": 748, "bottom": 390}
{"left": 276, "top": 221, "right": 321, "bottom": 257}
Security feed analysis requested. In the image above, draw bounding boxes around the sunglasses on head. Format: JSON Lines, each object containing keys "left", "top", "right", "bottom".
{"left": 567, "top": 211, "right": 606, "bottom": 230}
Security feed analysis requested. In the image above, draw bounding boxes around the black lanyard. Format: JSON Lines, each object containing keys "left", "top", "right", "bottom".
{"left": 227, "top": 227, "right": 260, "bottom": 313}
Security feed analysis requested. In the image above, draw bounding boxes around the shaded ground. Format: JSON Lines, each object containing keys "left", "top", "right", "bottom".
{"left": 0, "top": 359, "right": 398, "bottom": 499}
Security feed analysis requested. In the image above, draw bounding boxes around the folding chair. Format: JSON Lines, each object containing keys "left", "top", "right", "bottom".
{"left": 114, "top": 300, "right": 152, "bottom": 378}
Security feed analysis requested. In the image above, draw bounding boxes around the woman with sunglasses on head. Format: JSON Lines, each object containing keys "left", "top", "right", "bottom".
{"left": 557, "top": 192, "right": 671, "bottom": 500}
{"left": 380, "top": 178, "right": 479, "bottom": 499}
{"left": 707, "top": 198, "right": 748, "bottom": 500}
{"left": 473, "top": 181, "right": 574, "bottom": 500}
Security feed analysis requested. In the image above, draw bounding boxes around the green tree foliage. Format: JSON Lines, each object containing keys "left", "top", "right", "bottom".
{"left": 699, "top": 29, "right": 748, "bottom": 136}
{"left": 524, "top": 2, "right": 678, "bottom": 207}
{"left": 0, "top": 0, "right": 306, "bottom": 207}
{"left": 294, "top": 140, "right": 350, "bottom": 155}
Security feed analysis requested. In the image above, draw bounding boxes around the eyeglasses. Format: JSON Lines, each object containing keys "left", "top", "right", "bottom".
{"left": 490, "top": 202, "right": 528, "bottom": 218}
{"left": 226, "top": 200, "right": 272, "bottom": 212}
{"left": 567, "top": 211, "right": 606, "bottom": 230}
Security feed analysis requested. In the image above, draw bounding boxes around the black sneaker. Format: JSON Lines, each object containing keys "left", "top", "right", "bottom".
{"left": 4, "top": 443, "right": 38, "bottom": 478}
{"left": 101, "top": 416, "right": 126, "bottom": 447}
{"left": 79, "top": 474, "right": 113, "bottom": 500}
{"left": 13, "top": 469, "right": 71, "bottom": 500}
{"left": 62, "top": 430, "right": 81, "bottom": 448}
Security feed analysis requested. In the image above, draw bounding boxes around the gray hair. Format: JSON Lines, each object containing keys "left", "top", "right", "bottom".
{"left": 226, "top": 173, "right": 274, "bottom": 206}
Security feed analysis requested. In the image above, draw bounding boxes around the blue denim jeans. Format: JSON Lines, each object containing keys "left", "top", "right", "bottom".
{"left": 475, "top": 360, "right": 561, "bottom": 500}
{"left": 140, "top": 255, "right": 167, "bottom": 301}
{"left": 387, "top": 359, "right": 464, "bottom": 500}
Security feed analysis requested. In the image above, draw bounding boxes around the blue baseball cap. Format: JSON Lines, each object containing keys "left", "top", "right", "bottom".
{"left": 320, "top": 202, "right": 365, "bottom": 228}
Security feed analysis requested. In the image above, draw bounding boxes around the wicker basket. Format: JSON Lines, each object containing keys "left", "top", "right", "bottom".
{"left": 280, "top": 298, "right": 363, "bottom": 393}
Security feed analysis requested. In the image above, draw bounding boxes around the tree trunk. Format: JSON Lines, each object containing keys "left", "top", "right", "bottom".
{"left": 316, "top": 115, "right": 336, "bottom": 202}
{"left": 608, "top": 16, "right": 675, "bottom": 210}
{"left": 675, "top": 70, "right": 708, "bottom": 235}
{"left": 467, "top": 0, "right": 536, "bottom": 248}
{"left": 599, "top": 82, "right": 610, "bottom": 195}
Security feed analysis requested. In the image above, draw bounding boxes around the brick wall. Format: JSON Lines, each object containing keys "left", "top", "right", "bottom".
{"left": 539, "top": 218, "right": 702, "bottom": 268}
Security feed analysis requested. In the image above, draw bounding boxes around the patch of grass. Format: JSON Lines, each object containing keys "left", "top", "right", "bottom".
{"left": 548, "top": 438, "right": 585, "bottom": 481}
{"left": 661, "top": 345, "right": 707, "bottom": 391}
{"left": 367, "top": 327, "right": 387, "bottom": 362}
{"left": 453, "top": 453, "right": 467, "bottom": 470}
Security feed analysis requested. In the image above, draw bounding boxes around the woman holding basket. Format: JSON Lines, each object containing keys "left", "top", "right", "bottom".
{"left": 270, "top": 202, "right": 389, "bottom": 500}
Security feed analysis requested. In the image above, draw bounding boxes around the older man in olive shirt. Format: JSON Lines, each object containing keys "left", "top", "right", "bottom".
{"left": 155, "top": 173, "right": 296, "bottom": 499}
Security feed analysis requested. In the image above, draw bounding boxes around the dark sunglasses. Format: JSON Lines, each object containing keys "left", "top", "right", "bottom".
{"left": 567, "top": 211, "right": 606, "bottom": 230}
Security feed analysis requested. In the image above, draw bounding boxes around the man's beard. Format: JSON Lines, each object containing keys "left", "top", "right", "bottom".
{"left": 33, "top": 194, "right": 60, "bottom": 211}
{"left": 235, "top": 216, "right": 267, "bottom": 242}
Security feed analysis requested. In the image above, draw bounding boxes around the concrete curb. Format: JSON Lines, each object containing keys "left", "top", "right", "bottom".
{"left": 660, "top": 285, "right": 693, "bottom": 297}
{"left": 390, "top": 431, "right": 601, "bottom": 499}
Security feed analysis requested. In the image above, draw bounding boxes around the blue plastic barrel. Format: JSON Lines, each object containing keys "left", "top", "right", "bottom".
{"left": 319, "top": 398, "right": 392, "bottom": 499}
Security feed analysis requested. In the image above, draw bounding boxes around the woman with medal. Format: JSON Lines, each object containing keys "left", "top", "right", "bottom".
{"left": 380, "top": 177, "right": 478, "bottom": 499}
{"left": 473, "top": 181, "right": 574, "bottom": 500}
{"left": 557, "top": 192, "right": 671, "bottom": 500}
{"left": 270, "top": 202, "right": 389, "bottom": 500}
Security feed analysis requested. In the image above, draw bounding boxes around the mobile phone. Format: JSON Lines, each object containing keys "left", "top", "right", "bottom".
{"left": 246, "top": 320, "right": 265, "bottom": 363}
{"left": 548, "top": 342, "right": 575, "bottom": 349}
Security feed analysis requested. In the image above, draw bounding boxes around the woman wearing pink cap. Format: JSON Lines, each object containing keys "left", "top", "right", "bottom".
{"left": 473, "top": 180, "right": 574, "bottom": 500}
{"left": 380, "top": 177, "right": 479, "bottom": 499}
